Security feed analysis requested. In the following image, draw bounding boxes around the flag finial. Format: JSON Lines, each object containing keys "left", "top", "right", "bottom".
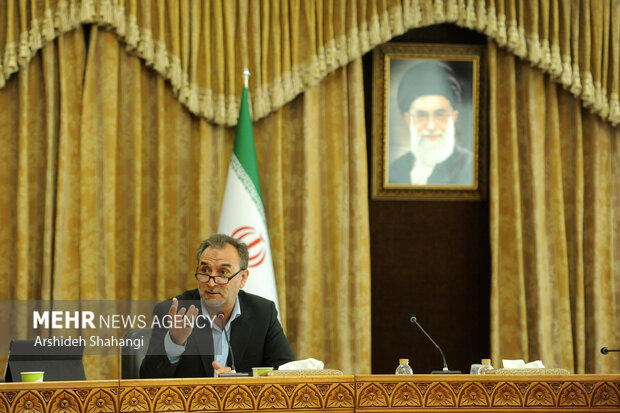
{"left": 242, "top": 69, "right": 250, "bottom": 88}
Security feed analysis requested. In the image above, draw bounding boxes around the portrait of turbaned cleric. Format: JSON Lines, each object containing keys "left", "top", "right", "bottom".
{"left": 388, "top": 59, "right": 475, "bottom": 186}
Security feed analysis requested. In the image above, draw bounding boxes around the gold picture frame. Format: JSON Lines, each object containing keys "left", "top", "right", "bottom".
{"left": 371, "top": 43, "right": 487, "bottom": 201}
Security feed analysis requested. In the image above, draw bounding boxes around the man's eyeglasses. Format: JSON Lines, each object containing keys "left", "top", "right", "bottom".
{"left": 194, "top": 268, "right": 245, "bottom": 284}
{"left": 411, "top": 109, "right": 451, "bottom": 125}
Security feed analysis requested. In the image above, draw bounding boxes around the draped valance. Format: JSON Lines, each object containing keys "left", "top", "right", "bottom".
{"left": 1, "top": 0, "right": 618, "bottom": 126}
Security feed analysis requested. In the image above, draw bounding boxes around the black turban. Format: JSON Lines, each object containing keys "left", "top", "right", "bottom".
{"left": 397, "top": 60, "right": 462, "bottom": 114}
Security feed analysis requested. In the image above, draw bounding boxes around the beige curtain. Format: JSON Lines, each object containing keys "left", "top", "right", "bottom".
{"left": 1, "top": 1, "right": 618, "bottom": 126}
{"left": 255, "top": 61, "right": 370, "bottom": 371}
{"left": 0, "top": 26, "right": 86, "bottom": 373}
{"left": 0, "top": 26, "right": 85, "bottom": 302}
{"left": 0, "top": 24, "right": 370, "bottom": 378}
{"left": 489, "top": 40, "right": 620, "bottom": 373}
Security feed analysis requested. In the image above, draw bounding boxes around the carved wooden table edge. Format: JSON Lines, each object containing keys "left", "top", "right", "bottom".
{"left": 0, "top": 379, "right": 118, "bottom": 413}
{"left": 1, "top": 374, "right": 619, "bottom": 412}
{"left": 354, "top": 374, "right": 620, "bottom": 410}
{"left": 118, "top": 375, "right": 356, "bottom": 412}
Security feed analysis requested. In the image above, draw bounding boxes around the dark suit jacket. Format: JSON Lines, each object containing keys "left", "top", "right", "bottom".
{"left": 140, "top": 289, "right": 294, "bottom": 378}
{"left": 389, "top": 145, "right": 473, "bottom": 185}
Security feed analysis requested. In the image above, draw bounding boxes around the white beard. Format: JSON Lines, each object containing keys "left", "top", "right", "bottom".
{"left": 409, "top": 117, "right": 456, "bottom": 167}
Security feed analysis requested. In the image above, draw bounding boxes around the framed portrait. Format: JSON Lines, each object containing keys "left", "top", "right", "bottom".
{"left": 371, "top": 43, "right": 487, "bottom": 201}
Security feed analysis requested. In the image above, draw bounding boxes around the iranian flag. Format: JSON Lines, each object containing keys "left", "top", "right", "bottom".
{"left": 218, "top": 71, "right": 280, "bottom": 312}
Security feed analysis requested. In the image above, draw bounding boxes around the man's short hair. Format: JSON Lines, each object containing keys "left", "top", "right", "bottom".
{"left": 196, "top": 234, "right": 249, "bottom": 270}
{"left": 397, "top": 60, "right": 463, "bottom": 114}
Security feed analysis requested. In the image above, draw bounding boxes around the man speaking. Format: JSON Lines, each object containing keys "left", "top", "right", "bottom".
{"left": 140, "top": 234, "right": 294, "bottom": 378}
{"left": 389, "top": 60, "right": 473, "bottom": 185}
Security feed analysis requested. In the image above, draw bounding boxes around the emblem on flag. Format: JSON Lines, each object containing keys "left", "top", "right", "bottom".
{"left": 231, "top": 226, "right": 267, "bottom": 268}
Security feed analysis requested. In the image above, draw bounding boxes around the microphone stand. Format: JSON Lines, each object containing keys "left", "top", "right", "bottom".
{"left": 216, "top": 311, "right": 250, "bottom": 377}
{"left": 409, "top": 314, "right": 461, "bottom": 374}
{"left": 601, "top": 347, "right": 620, "bottom": 355}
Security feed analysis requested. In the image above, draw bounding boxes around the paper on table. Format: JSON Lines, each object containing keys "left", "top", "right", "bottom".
{"left": 278, "top": 358, "right": 324, "bottom": 370}
{"left": 524, "top": 360, "right": 545, "bottom": 368}
{"left": 502, "top": 359, "right": 545, "bottom": 368}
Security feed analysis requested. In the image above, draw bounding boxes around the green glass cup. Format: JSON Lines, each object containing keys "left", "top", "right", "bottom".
{"left": 252, "top": 367, "right": 274, "bottom": 377}
{"left": 21, "top": 371, "right": 44, "bottom": 382}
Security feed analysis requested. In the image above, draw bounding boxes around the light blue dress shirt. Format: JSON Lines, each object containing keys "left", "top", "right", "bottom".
{"left": 164, "top": 298, "right": 242, "bottom": 376}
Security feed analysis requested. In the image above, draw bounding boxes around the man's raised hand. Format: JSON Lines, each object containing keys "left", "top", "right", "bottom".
{"left": 168, "top": 297, "right": 199, "bottom": 345}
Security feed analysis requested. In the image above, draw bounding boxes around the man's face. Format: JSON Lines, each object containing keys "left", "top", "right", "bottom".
{"left": 196, "top": 244, "right": 248, "bottom": 314}
{"left": 404, "top": 95, "right": 458, "bottom": 166}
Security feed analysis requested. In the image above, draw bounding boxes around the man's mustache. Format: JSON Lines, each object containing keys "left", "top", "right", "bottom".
{"left": 420, "top": 130, "right": 443, "bottom": 137}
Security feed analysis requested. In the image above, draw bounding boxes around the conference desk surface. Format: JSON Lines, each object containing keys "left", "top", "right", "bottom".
{"left": 0, "top": 374, "right": 618, "bottom": 412}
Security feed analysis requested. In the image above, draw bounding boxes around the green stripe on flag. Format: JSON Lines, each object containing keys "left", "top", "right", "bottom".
{"left": 234, "top": 86, "right": 262, "bottom": 200}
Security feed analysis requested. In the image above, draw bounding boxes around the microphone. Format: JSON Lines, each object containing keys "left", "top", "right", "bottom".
{"left": 408, "top": 313, "right": 461, "bottom": 374}
{"left": 215, "top": 311, "right": 249, "bottom": 377}
{"left": 601, "top": 347, "right": 620, "bottom": 355}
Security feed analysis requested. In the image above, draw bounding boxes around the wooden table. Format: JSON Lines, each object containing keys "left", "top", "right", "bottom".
{"left": 0, "top": 374, "right": 618, "bottom": 412}
{"left": 355, "top": 374, "right": 620, "bottom": 411}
